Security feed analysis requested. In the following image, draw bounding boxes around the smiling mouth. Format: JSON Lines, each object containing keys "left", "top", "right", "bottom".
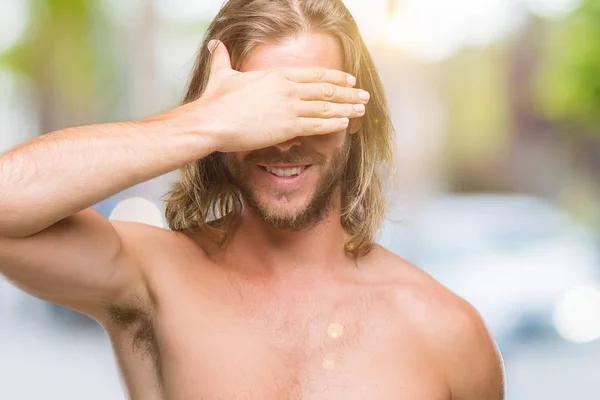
{"left": 259, "top": 165, "right": 311, "bottom": 177}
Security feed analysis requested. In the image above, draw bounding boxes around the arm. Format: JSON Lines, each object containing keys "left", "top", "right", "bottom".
{"left": 0, "top": 120, "right": 211, "bottom": 239}
{"left": 0, "top": 118, "right": 214, "bottom": 317}
{"left": 443, "top": 298, "right": 506, "bottom": 400}
{"left": 0, "top": 40, "right": 367, "bottom": 319}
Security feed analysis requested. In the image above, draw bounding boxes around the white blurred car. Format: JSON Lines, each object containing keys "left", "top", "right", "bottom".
{"left": 381, "top": 194, "right": 600, "bottom": 346}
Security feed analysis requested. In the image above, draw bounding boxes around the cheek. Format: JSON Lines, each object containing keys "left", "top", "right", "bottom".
{"left": 308, "top": 131, "right": 347, "bottom": 154}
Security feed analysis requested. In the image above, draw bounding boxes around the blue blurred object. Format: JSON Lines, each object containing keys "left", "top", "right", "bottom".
{"left": 382, "top": 194, "right": 600, "bottom": 348}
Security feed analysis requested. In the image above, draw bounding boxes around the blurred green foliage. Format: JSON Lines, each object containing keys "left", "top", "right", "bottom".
{"left": 535, "top": 0, "right": 600, "bottom": 134}
{"left": 0, "top": 0, "right": 119, "bottom": 122}
{"left": 441, "top": 44, "right": 512, "bottom": 165}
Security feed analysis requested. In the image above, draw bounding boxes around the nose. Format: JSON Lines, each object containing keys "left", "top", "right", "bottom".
{"left": 273, "top": 137, "right": 302, "bottom": 152}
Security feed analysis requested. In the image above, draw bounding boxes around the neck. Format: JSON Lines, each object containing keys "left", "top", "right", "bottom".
{"left": 224, "top": 189, "right": 353, "bottom": 279}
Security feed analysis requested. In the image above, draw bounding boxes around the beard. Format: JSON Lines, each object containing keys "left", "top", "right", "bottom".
{"left": 223, "top": 137, "right": 351, "bottom": 231}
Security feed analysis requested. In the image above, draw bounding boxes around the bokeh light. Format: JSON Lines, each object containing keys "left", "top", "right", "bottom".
{"left": 108, "top": 197, "right": 164, "bottom": 228}
{"left": 526, "top": 0, "right": 582, "bottom": 18}
{"left": 553, "top": 284, "right": 600, "bottom": 344}
{"left": 0, "top": 1, "right": 29, "bottom": 53}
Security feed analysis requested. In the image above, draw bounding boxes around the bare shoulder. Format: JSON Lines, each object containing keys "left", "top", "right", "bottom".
{"left": 363, "top": 245, "right": 506, "bottom": 399}
{"left": 362, "top": 246, "right": 474, "bottom": 325}
{"left": 111, "top": 222, "right": 214, "bottom": 287}
{"left": 112, "top": 221, "right": 203, "bottom": 266}
{"left": 103, "top": 222, "right": 204, "bottom": 306}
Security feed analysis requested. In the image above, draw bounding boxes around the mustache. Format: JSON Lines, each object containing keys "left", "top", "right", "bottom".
{"left": 244, "top": 149, "right": 326, "bottom": 166}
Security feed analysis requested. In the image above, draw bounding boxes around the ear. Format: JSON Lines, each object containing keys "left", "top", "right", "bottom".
{"left": 348, "top": 117, "right": 363, "bottom": 134}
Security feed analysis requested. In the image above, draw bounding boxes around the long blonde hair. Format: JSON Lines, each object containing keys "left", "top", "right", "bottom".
{"left": 164, "top": 0, "right": 395, "bottom": 257}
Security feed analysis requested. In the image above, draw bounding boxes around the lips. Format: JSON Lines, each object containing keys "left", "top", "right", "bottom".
{"left": 256, "top": 165, "right": 313, "bottom": 185}
{"left": 263, "top": 165, "right": 308, "bottom": 177}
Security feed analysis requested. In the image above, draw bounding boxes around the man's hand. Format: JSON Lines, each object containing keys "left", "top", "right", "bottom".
{"left": 163, "top": 40, "right": 369, "bottom": 153}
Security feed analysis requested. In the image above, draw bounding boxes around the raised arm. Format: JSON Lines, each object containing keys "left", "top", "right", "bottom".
{"left": 0, "top": 115, "right": 215, "bottom": 317}
{"left": 0, "top": 40, "right": 368, "bottom": 319}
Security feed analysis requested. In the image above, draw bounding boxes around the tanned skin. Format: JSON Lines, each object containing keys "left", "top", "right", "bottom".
{"left": 0, "top": 33, "right": 505, "bottom": 399}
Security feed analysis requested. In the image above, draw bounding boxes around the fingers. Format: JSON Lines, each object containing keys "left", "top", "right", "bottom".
{"left": 297, "top": 101, "right": 366, "bottom": 119}
{"left": 208, "top": 40, "right": 232, "bottom": 76}
{"left": 296, "top": 82, "right": 370, "bottom": 104}
{"left": 296, "top": 117, "right": 350, "bottom": 136}
{"left": 281, "top": 67, "right": 357, "bottom": 87}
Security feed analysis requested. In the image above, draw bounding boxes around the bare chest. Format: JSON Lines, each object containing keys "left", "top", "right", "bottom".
{"left": 138, "top": 279, "right": 450, "bottom": 400}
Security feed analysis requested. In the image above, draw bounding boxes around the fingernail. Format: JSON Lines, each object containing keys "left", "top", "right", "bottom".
{"left": 207, "top": 40, "right": 218, "bottom": 54}
{"left": 358, "top": 90, "right": 370, "bottom": 101}
{"left": 354, "top": 104, "right": 365, "bottom": 113}
{"left": 341, "top": 117, "right": 350, "bottom": 126}
{"left": 347, "top": 75, "right": 357, "bottom": 86}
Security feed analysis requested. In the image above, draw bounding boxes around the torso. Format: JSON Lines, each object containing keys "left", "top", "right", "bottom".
{"left": 102, "top": 231, "right": 452, "bottom": 400}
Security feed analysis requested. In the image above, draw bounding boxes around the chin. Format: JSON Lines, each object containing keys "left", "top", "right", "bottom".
{"left": 246, "top": 191, "right": 324, "bottom": 231}
{"left": 236, "top": 164, "right": 341, "bottom": 230}
{"left": 266, "top": 206, "right": 307, "bottom": 221}
{"left": 258, "top": 194, "right": 311, "bottom": 219}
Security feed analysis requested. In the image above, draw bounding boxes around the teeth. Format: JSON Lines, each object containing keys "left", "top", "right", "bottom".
{"left": 265, "top": 166, "right": 306, "bottom": 177}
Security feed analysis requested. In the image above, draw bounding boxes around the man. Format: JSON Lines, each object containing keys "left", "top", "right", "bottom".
{"left": 0, "top": 0, "right": 505, "bottom": 399}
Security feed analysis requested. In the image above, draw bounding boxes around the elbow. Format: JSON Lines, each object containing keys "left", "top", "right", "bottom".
{"left": 0, "top": 210, "right": 51, "bottom": 239}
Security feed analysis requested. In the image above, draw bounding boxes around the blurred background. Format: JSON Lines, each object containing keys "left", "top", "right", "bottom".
{"left": 1, "top": 0, "right": 600, "bottom": 398}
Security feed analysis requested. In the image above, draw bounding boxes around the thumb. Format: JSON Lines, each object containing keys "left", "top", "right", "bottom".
{"left": 208, "top": 40, "right": 232, "bottom": 75}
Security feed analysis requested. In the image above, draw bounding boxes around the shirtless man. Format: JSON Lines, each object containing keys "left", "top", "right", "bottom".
{"left": 0, "top": 0, "right": 505, "bottom": 399}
